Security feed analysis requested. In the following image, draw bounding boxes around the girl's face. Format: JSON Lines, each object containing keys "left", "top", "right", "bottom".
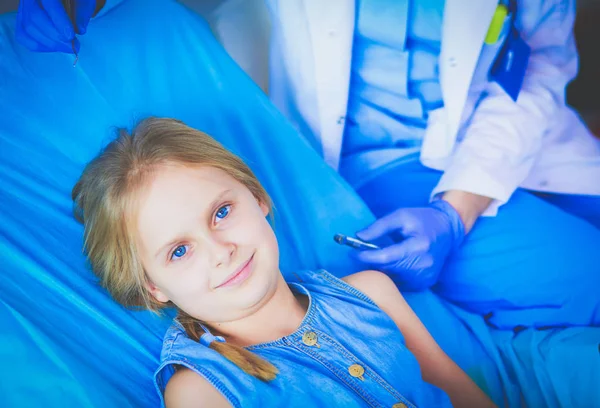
{"left": 134, "top": 163, "right": 280, "bottom": 324}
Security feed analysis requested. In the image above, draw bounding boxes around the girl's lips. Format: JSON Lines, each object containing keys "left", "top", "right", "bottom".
{"left": 215, "top": 254, "right": 254, "bottom": 289}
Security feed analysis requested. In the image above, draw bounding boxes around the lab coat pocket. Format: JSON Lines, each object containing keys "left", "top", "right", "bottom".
{"left": 458, "top": 11, "right": 513, "bottom": 140}
{"left": 470, "top": 13, "right": 512, "bottom": 93}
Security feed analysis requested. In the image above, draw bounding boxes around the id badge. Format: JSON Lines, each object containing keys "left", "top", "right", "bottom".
{"left": 489, "top": 28, "right": 531, "bottom": 101}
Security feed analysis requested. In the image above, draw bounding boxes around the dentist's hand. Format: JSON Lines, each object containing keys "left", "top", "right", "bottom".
{"left": 16, "top": 0, "right": 97, "bottom": 54}
{"left": 352, "top": 200, "right": 465, "bottom": 291}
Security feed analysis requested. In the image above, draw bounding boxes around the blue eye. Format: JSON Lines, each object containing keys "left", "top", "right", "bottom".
{"left": 171, "top": 245, "right": 188, "bottom": 260}
{"left": 215, "top": 205, "right": 231, "bottom": 221}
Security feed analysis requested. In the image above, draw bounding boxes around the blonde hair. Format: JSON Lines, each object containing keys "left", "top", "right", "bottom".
{"left": 72, "top": 117, "right": 277, "bottom": 381}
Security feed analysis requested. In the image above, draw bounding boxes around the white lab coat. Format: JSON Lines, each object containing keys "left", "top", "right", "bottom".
{"left": 265, "top": 0, "right": 600, "bottom": 214}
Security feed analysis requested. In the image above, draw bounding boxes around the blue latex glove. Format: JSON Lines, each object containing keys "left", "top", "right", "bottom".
{"left": 352, "top": 200, "right": 465, "bottom": 291}
{"left": 16, "top": 0, "right": 97, "bottom": 54}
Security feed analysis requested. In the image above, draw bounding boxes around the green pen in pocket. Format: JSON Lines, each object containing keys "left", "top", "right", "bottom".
{"left": 485, "top": 4, "right": 509, "bottom": 45}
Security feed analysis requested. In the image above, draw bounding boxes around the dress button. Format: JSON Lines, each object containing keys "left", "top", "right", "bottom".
{"left": 337, "top": 116, "right": 345, "bottom": 125}
{"left": 302, "top": 331, "right": 319, "bottom": 347}
{"left": 392, "top": 403, "right": 408, "bottom": 408}
{"left": 348, "top": 364, "right": 365, "bottom": 380}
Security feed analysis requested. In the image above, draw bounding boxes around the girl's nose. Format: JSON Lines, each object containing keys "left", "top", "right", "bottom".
{"left": 209, "top": 236, "right": 236, "bottom": 269}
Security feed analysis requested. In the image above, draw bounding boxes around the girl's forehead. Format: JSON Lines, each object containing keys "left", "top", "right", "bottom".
{"left": 132, "top": 164, "right": 247, "bottom": 224}
{"left": 149, "top": 163, "right": 238, "bottom": 187}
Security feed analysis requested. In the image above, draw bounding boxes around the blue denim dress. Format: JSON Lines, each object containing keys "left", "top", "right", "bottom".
{"left": 154, "top": 270, "right": 451, "bottom": 407}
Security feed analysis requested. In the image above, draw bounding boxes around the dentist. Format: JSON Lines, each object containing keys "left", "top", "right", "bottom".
{"left": 263, "top": 0, "right": 600, "bottom": 327}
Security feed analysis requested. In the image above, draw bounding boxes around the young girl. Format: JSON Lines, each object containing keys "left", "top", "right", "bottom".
{"left": 72, "top": 118, "right": 495, "bottom": 408}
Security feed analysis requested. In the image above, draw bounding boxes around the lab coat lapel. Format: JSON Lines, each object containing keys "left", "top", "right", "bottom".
{"left": 439, "top": 0, "right": 497, "bottom": 147}
{"left": 301, "top": 0, "right": 498, "bottom": 167}
{"left": 303, "top": 0, "right": 355, "bottom": 169}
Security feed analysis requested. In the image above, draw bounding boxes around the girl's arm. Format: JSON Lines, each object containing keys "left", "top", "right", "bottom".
{"left": 164, "top": 367, "right": 231, "bottom": 408}
{"left": 343, "top": 270, "right": 496, "bottom": 408}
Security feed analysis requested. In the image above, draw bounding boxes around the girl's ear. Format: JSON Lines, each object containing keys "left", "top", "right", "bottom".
{"left": 144, "top": 279, "right": 170, "bottom": 303}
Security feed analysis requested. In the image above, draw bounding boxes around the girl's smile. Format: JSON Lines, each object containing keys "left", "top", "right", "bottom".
{"left": 215, "top": 253, "right": 255, "bottom": 289}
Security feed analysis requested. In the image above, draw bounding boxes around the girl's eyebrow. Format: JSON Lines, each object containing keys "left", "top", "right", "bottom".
{"left": 154, "top": 189, "right": 232, "bottom": 259}
{"left": 207, "top": 189, "right": 232, "bottom": 214}
{"left": 156, "top": 238, "right": 181, "bottom": 259}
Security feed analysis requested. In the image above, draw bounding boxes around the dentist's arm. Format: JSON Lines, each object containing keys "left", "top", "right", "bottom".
{"left": 352, "top": 1, "right": 578, "bottom": 290}
{"left": 432, "top": 0, "right": 579, "bottom": 215}
{"left": 441, "top": 190, "right": 492, "bottom": 233}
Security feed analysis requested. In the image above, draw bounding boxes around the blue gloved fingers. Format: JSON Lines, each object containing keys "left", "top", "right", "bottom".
{"left": 350, "top": 238, "right": 439, "bottom": 290}
{"left": 73, "top": 0, "right": 97, "bottom": 34}
{"left": 19, "top": 19, "right": 75, "bottom": 53}
{"left": 15, "top": 0, "right": 92, "bottom": 54}
{"left": 356, "top": 209, "right": 410, "bottom": 242}
{"left": 16, "top": 0, "right": 42, "bottom": 51}
{"left": 16, "top": 0, "right": 75, "bottom": 53}
{"left": 16, "top": 12, "right": 71, "bottom": 53}
{"left": 25, "top": 10, "right": 75, "bottom": 52}
{"left": 14, "top": 26, "right": 44, "bottom": 52}
{"left": 38, "top": 0, "right": 75, "bottom": 39}
{"left": 350, "top": 202, "right": 466, "bottom": 291}
{"left": 38, "top": 0, "right": 96, "bottom": 35}
{"left": 352, "top": 237, "right": 430, "bottom": 266}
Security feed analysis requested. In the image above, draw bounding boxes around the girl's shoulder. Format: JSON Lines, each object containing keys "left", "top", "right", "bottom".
{"left": 154, "top": 322, "right": 247, "bottom": 408}
{"left": 164, "top": 367, "right": 230, "bottom": 408}
{"left": 288, "top": 269, "right": 386, "bottom": 308}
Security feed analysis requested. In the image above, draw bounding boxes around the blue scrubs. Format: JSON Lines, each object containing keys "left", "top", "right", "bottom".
{"left": 343, "top": 0, "right": 600, "bottom": 329}
{"left": 342, "top": 0, "right": 444, "bottom": 181}
{"left": 535, "top": 192, "right": 600, "bottom": 230}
